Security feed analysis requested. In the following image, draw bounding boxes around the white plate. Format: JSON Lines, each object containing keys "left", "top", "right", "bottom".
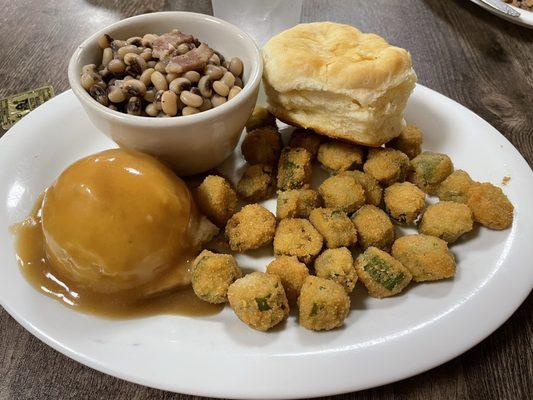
{"left": 1, "top": 86, "right": 532, "bottom": 399}
{"left": 470, "top": 0, "right": 533, "bottom": 28}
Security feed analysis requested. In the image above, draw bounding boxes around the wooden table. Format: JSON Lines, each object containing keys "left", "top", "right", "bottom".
{"left": 1, "top": 1, "right": 531, "bottom": 398}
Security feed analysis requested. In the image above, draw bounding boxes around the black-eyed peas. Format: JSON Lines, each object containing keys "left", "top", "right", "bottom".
{"left": 213, "top": 81, "right": 229, "bottom": 97}
{"left": 139, "top": 68, "right": 155, "bottom": 87}
{"left": 161, "top": 90, "right": 179, "bottom": 116}
{"left": 180, "top": 90, "right": 203, "bottom": 108}
{"left": 107, "top": 59, "right": 125, "bottom": 74}
{"left": 141, "top": 33, "right": 158, "bottom": 48}
{"left": 126, "top": 97, "right": 142, "bottom": 115}
{"left": 117, "top": 45, "right": 140, "bottom": 59}
{"left": 183, "top": 71, "right": 201, "bottom": 83}
{"left": 228, "top": 86, "right": 242, "bottom": 100}
{"left": 145, "top": 103, "right": 159, "bottom": 117}
{"left": 144, "top": 88, "right": 157, "bottom": 103}
{"left": 165, "top": 72, "right": 178, "bottom": 84}
{"left": 182, "top": 106, "right": 200, "bottom": 116}
{"left": 199, "top": 98, "right": 212, "bottom": 111}
{"left": 98, "top": 34, "right": 113, "bottom": 49}
{"left": 81, "top": 29, "right": 245, "bottom": 116}
{"left": 221, "top": 71, "right": 235, "bottom": 88}
{"left": 154, "top": 90, "right": 164, "bottom": 111}
{"left": 229, "top": 57, "right": 243, "bottom": 77}
{"left": 123, "top": 79, "right": 146, "bottom": 97}
{"left": 150, "top": 71, "right": 168, "bottom": 91}
{"left": 102, "top": 47, "right": 113, "bottom": 66}
{"left": 90, "top": 85, "right": 108, "bottom": 106}
{"left": 198, "top": 75, "right": 213, "bottom": 97}
{"left": 212, "top": 94, "right": 226, "bottom": 108}
{"left": 108, "top": 86, "right": 126, "bottom": 103}
{"left": 169, "top": 77, "right": 191, "bottom": 95}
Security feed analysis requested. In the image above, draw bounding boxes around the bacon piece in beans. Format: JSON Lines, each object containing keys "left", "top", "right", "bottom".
{"left": 152, "top": 31, "right": 194, "bottom": 59}
{"left": 166, "top": 43, "right": 214, "bottom": 74}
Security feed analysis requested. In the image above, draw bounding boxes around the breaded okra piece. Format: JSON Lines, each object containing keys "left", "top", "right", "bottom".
{"left": 273, "top": 218, "right": 323, "bottom": 264}
{"left": 277, "top": 147, "right": 313, "bottom": 190}
{"left": 298, "top": 276, "right": 350, "bottom": 331}
{"left": 384, "top": 182, "right": 426, "bottom": 225}
{"left": 351, "top": 205, "right": 394, "bottom": 251}
{"left": 419, "top": 201, "right": 474, "bottom": 243}
{"left": 289, "top": 128, "right": 322, "bottom": 158}
{"left": 355, "top": 247, "right": 412, "bottom": 298}
{"left": 436, "top": 169, "right": 474, "bottom": 203}
{"left": 266, "top": 256, "right": 309, "bottom": 304}
{"left": 228, "top": 272, "right": 289, "bottom": 331}
{"left": 409, "top": 151, "right": 454, "bottom": 194}
{"left": 236, "top": 164, "right": 276, "bottom": 202}
{"left": 309, "top": 208, "right": 357, "bottom": 249}
{"left": 317, "top": 140, "right": 365, "bottom": 173}
{"left": 467, "top": 182, "right": 514, "bottom": 230}
{"left": 387, "top": 125, "right": 423, "bottom": 159}
{"left": 276, "top": 189, "right": 322, "bottom": 219}
{"left": 363, "top": 148, "right": 410, "bottom": 186}
{"left": 225, "top": 204, "right": 276, "bottom": 252}
{"left": 191, "top": 250, "right": 242, "bottom": 303}
{"left": 196, "top": 175, "right": 238, "bottom": 227}
{"left": 391, "top": 234, "right": 456, "bottom": 282}
{"left": 318, "top": 173, "right": 366, "bottom": 214}
{"left": 245, "top": 106, "right": 277, "bottom": 132}
{"left": 314, "top": 247, "right": 357, "bottom": 293}
{"left": 241, "top": 126, "right": 282, "bottom": 167}
{"left": 339, "top": 170, "right": 383, "bottom": 207}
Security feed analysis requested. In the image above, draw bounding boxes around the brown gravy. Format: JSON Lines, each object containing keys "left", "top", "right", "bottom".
{"left": 12, "top": 195, "right": 222, "bottom": 319}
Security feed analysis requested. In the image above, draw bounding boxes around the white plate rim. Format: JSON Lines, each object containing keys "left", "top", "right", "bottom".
{"left": 0, "top": 85, "right": 532, "bottom": 399}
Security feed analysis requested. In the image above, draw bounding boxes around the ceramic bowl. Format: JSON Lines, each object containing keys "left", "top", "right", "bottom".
{"left": 68, "top": 11, "right": 262, "bottom": 175}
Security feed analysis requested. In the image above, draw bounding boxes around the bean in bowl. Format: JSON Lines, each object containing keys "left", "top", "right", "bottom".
{"left": 80, "top": 29, "right": 244, "bottom": 117}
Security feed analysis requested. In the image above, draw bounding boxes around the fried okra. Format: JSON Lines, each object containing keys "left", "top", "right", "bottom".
{"left": 236, "top": 164, "right": 275, "bottom": 202}
{"left": 276, "top": 189, "right": 322, "bottom": 219}
{"left": 409, "top": 151, "right": 454, "bottom": 194}
{"left": 384, "top": 182, "right": 426, "bottom": 225}
{"left": 392, "top": 234, "right": 455, "bottom": 282}
{"left": 196, "top": 175, "right": 238, "bottom": 227}
{"left": 225, "top": 204, "right": 276, "bottom": 252}
{"left": 467, "top": 182, "right": 514, "bottom": 230}
{"left": 317, "top": 141, "right": 365, "bottom": 173}
{"left": 245, "top": 106, "right": 277, "bottom": 132}
{"left": 289, "top": 128, "right": 322, "bottom": 158}
{"left": 277, "top": 147, "right": 313, "bottom": 190}
{"left": 351, "top": 205, "right": 394, "bottom": 251}
{"left": 363, "top": 148, "right": 410, "bottom": 186}
{"left": 340, "top": 170, "right": 383, "bottom": 207}
{"left": 227, "top": 272, "right": 289, "bottom": 331}
{"left": 419, "top": 202, "right": 474, "bottom": 243}
{"left": 387, "top": 125, "right": 423, "bottom": 159}
{"left": 436, "top": 170, "right": 474, "bottom": 203}
{"left": 314, "top": 247, "right": 357, "bottom": 293}
{"left": 191, "top": 250, "right": 242, "bottom": 303}
{"left": 309, "top": 208, "right": 357, "bottom": 249}
{"left": 318, "top": 174, "right": 366, "bottom": 214}
{"left": 355, "top": 247, "right": 412, "bottom": 298}
{"left": 266, "top": 256, "right": 309, "bottom": 304}
{"left": 273, "top": 218, "right": 323, "bottom": 264}
{"left": 298, "top": 276, "right": 350, "bottom": 331}
{"left": 241, "top": 126, "right": 282, "bottom": 166}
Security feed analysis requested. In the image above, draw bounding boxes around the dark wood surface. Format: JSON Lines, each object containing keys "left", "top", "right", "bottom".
{"left": 1, "top": 1, "right": 532, "bottom": 399}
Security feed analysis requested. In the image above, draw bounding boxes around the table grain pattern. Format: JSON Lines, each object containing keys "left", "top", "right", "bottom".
{"left": 0, "top": 1, "right": 532, "bottom": 399}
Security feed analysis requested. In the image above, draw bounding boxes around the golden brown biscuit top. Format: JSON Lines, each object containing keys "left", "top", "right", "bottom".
{"left": 262, "top": 22, "right": 415, "bottom": 105}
